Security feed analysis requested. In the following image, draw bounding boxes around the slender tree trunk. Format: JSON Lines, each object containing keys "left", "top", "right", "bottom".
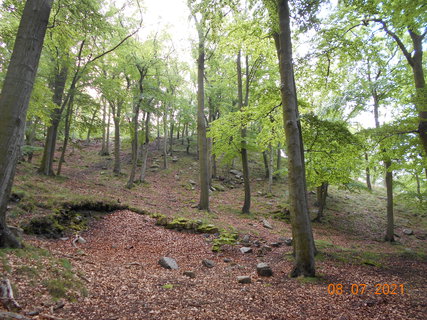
{"left": 314, "top": 182, "right": 328, "bottom": 222}
{"left": 365, "top": 152, "right": 372, "bottom": 191}
{"left": 276, "top": 144, "right": 282, "bottom": 179}
{"left": 85, "top": 108, "right": 97, "bottom": 144}
{"left": 0, "top": 0, "right": 53, "bottom": 248}
{"left": 110, "top": 101, "right": 122, "bottom": 175}
{"left": 276, "top": 0, "right": 315, "bottom": 277}
{"left": 415, "top": 172, "right": 422, "bottom": 202}
{"left": 237, "top": 50, "right": 251, "bottom": 214}
{"left": 106, "top": 105, "right": 111, "bottom": 155}
{"left": 268, "top": 144, "right": 274, "bottom": 194}
{"left": 26, "top": 117, "right": 39, "bottom": 163}
{"left": 169, "top": 114, "right": 174, "bottom": 156}
{"left": 39, "top": 64, "right": 68, "bottom": 175}
{"left": 56, "top": 94, "right": 75, "bottom": 175}
{"left": 263, "top": 151, "right": 269, "bottom": 179}
{"left": 163, "top": 105, "right": 168, "bottom": 169}
{"left": 100, "top": 98, "right": 109, "bottom": 156}
{"left": 384, "top": 160, "right": 394, "bottom": 241}
{"left": 127, "top": 104, "right": 140, "bottom": 188}
{"left": 196, "top": 23, "right": 210, "bottom": 211}
{"left": 139, "top": 112, "right": 151, "bottom": 182}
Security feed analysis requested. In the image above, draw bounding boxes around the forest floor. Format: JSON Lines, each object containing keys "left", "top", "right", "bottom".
{"left": 1, "top": 138, "right": 426, "bottom": 320}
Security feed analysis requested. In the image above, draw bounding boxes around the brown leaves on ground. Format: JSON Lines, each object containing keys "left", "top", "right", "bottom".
{"left": 3, "top": 141, "right": 427, "bottom": 319}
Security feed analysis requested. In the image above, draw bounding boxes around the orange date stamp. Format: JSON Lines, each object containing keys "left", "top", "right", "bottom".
{"left": 327, "top": 283, "right": 404, "bottom": 295}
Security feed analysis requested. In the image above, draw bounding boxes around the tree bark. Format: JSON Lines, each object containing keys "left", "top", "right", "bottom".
{"left": 39, "top": 64, "right": 68, "bottom": 175}
{"left": 100, "top": 98, "right": 109, "bottom": 155}
{"left": 196, "top": 22, "right": 210, "bottom": 211}
{"left": 110, "top": 101, "right": 122, "bottom": 175}
{"left": 139, "top": 112, "right": 151, "bottom": 183}
{"left": 365, "top": 152, "right": 372, "bottom": 191}
{"left": 0, "top": 0, "right": 53, "bottom": 248}
{"left": 268, "top": 144, "right": 274, "bottom": 194}
{"left": 56, "top": 93, "right": 75, "bottom": 176}
{"left": 237, "top": 50, "right": 251, "bottom": 214}
{"left": 276, "top": 0, "right": 315, "bottom": 277}
{"left": 384, "top": 160, "right": 394, "bottom": 241}
{"left": 263, "top": 151, "right": 269, "bottom": 179}
{"left": 314, "top": 182, "right": 328, "bottom": 222}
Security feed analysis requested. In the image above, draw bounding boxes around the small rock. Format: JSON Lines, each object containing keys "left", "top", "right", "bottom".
{"left": 172, "top": 156, "right": 178, "bottom": 162}
{"left": 256, "top": 178, "right": 263, "bottom": 181}
{"left": 257, "top": 262, "right": 273, "bottom": 277}
{"left": 8, "top": 226, "right": 23, "bottom": 238}
{"left": 158, "top": 257, "right": 179, "bottom": 270}
{"left": 230, "top": 169, "right": 243, "bottom": 176}
{"left": 150, "top": 163, "right": 160, "bottom": 169}
{"left": 240, "top": 247, "right": 253, "bottom": 254}
{"left": 183, "top": 271, "right": 196, "bottom": 278}
{"left": 237, "top": 276, "right": 252, "bottom": 284}
{"left": 403, "top": 228, "right": 414, "bottom": 235}
{"left": 174, "top": 174, "right": 180, "bottom": 180}
{"left": 189, "top": 179, "right": 197, "bottom": 185}
{"left": 415, "top": 233, "right": 427, "bottom": 240}
{"left": 262, "top": 219, "right": 273, "bottom": 229}
{"left": 284, "top": 238, "right": 293, "bottom": 246}
{"left": 223, "top": 258, "right": 232, "bottom": 263}
{"left": 253, "top": 240, "right": 261, "bottom": 247}
{"left": 27, "top": 310, "right": 41, "bottom": 316}
{"left": 271, "top": 242, "right": 282, "bottom": 248}
{"left": 101, "top": 166, "right": 108, "bottom": 170}
{"left": 202, "top": 259, "right": 215, "bottom": 268}
{"left": 241, "top": 234, "right": 251, "bottom": 245}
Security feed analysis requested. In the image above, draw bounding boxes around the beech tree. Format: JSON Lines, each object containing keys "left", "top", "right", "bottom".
{"left": 0, "top": 0, "right": 53, "bottom": 248}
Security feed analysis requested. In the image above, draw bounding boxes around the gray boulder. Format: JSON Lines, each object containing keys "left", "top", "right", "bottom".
{"left": 257, "top": 262, "right": 273, "bottom": 277}
{"left": 240, "top": 247, "right": 253, "bottom": 254}
{"left": 237, "top": 276, "right": 251, "bottom": 284}
{"left": 158, "top": 257, "right": 179, "bottom": 270}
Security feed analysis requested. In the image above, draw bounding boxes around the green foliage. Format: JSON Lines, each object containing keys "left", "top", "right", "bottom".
{"left": 302, "top": 113, "right": 363, "bottom": 188}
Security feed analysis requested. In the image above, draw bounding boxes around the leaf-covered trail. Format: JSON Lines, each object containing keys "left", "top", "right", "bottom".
{"left": 25, "top": 210, "right": 425, "bottom": 320}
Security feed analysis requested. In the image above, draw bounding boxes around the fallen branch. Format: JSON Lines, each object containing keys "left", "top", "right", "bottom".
{"left": 0, "top": 279, "right": 21, "bottom": 311}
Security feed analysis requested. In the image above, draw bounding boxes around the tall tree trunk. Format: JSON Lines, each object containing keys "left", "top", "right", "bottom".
{"left": 139, "top": 112, "right": 151, "bottom": 183}
{"left": 39, "top": 64, "right": 68, "bottom": 175}
{"left": 276, "top": 0, "right": 315, "bottom": 277}
{"left": 268, "top": 144, "right": 274, "bottom": 194}
{"left": 85, "top": 108, "right": 98, "bottom": 144}
{"left": 56, "top": 94, "right": 75, "bottom": 176}
{"left": 196, "top": 23, "right": 210, "bottom": 211}
{"left": 0, "top": 0, "right": 53, "bottom": 248}
{"left": 25, "top": 117, "right": 39, "bottom": 163}
{"left": 127, "top": 104, "right": 140, "bottom": 188}
{"left": 100, "top": 98, "right": 109, "bottom": 156}
{"left": 111, "top": 101, "right": 122, "bottom": 175}
{"left": 163, "top": 106, "right": 168, "bottom": 169}
{"left": 169, "top": 114, "right": 174, "bottom": 156}
{"left": 314, "top": 182, "right": 328, "bottom": 222}
{"left": 276, "top": 143, "right": 282, "bottom": 179}
{"left": 106, "top": 104, "right": 111, "bottom": 155}
{"left": 237, "top": 50, "right": 251, "bottom": 214}
{"left": 384, "top": 160, "right": 394, "bottom": 241}
{"left": 365, "top": 152, "right": 372, "bottom": 191}
{"left": 263, "top": 151, "right": 269, "bottom": 179}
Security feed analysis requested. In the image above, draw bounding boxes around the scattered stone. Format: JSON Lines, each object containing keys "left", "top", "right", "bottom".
{"left": 241, "top": 234, "right": 251, "bottom": 245}
{"left": 256, "top": 178, "right": 263, "bottom": 181}
{"left": 253, "top": 240, "right": 261, "bottom": 247}
{"left": 259, "top": 245, "right": 272, "bottom": 255}
{"left": 101, "top": 166, "right": 107, "bottom": 170}
{"left": 270, "top": 242, "right": 282, "bottom": 248}
{"left": 230, "top": 169, "right": 243, "bottom": 176}
{"left": 189, "top": 179, "right": 197, "bottom": 185}
{"left": 212, "top": 184, "right": 226, "bottom": 191}
{"left": 183, "top": 271, "right": 196, "bottom": 279}
{"left": 202, "top": 259, "right": 215, "bottom": 268}
{"left": 237, "top": 276, "right": 252, "bottom": 284}
{"left": 150, "top": 163, "right": 160, "bottom": 169}
{"left": 158, "top": 257, "right": 179, "bottom": 270}
{"left": 60, "top": 237, "right": 69, "bottom": 241}
{"left": 240, "top": 247, "right": 253, "bottom": 254}
{"left": 223, "top": 258, "right": 232, "bottom": 263}
{"left": 210, "top": 186, "right": 216, "bottom": 191}
{"left": 27, "top": 310, "right": 41, "bottom": 316}
{"left": 174, "top": 174, "right": 180, "bottom": 180}
{"left": 284, "top": 238, "right": 293, "bottom": 246}
{"left": 262, "top": 219, "right": 273, "bottom": 229}
{"left": 403, "top": 228, "right": 414, "bottom": 235}
{"left": 172, "top": 156, "right": 178, "bottom": 162}
{"left": 257, "top": 262, "right": 273, "bottom": 277}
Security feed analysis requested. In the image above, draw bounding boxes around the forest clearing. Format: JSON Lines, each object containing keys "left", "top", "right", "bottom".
{"left": 0, "top": 0, "right": 426, "bottom": 319}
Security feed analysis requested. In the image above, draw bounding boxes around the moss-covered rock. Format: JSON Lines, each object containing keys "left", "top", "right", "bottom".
{"left": 196, "top": 224, "right": 219, "bottom": 234}
{"left": 22, "top": 215, "right": 65, "bottom": 239}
